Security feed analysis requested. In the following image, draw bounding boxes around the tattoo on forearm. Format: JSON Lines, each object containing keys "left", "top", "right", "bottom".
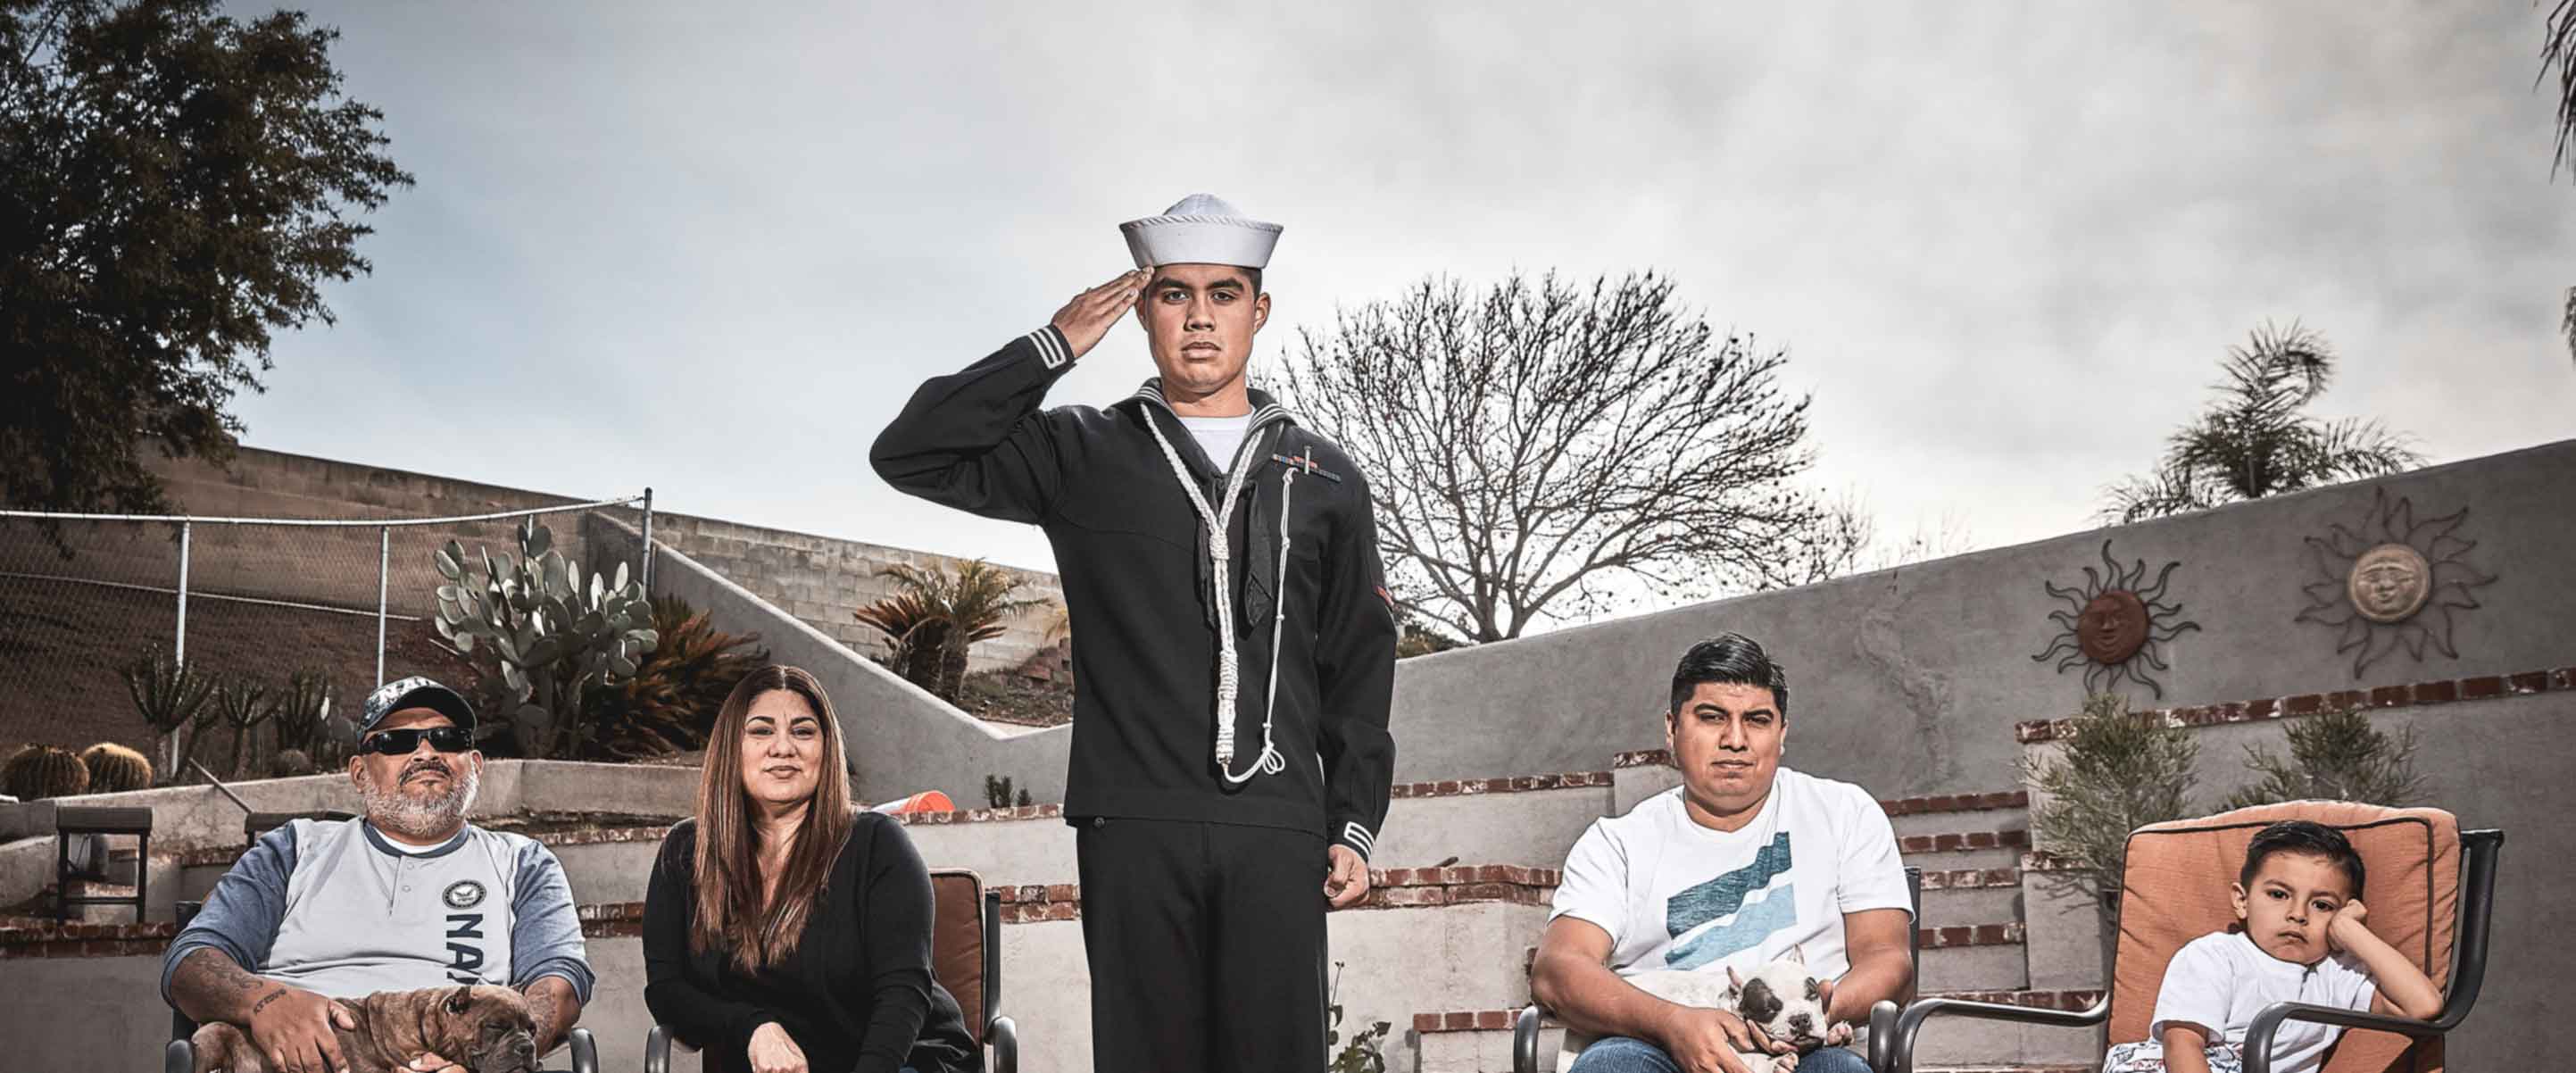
{"left": 249, "top": 988, "right": 287, "bottom": 1016}
{"left": 173, "top": 947, "right": 270, "bottom": 1019}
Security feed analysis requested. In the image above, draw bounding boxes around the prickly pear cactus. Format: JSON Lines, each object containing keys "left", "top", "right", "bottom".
{"left": 78, "top": 743, "right": 154, "bottom": 794}
{"left": 432, "top": 518, "right": 659, "bottom": 757}
{"left": 4, "top": 744, "right": 91, "bottom": 800}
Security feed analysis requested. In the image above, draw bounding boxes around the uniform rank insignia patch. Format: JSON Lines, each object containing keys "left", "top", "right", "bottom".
{"left": 443, "top": 880, "right": 486, "bottom": 910}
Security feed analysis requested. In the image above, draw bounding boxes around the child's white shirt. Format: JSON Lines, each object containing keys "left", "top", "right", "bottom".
{"left": 2132, "top": 930, "right": 2380, "bottom": 1073}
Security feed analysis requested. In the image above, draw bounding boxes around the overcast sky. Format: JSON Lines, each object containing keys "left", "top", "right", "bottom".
{"left": 229, "top": 1, "right": 2574, "bottom": 614}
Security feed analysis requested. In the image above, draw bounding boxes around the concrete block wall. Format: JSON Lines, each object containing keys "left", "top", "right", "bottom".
{"left": 132, "top": 445, "right": 1066, "bottom": 672}
{"left": 1391, "top": 439, "right": 2576, "bottom": 799}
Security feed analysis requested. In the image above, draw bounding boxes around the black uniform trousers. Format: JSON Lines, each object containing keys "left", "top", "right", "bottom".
{"left": 1076, "top": 816, "right": 1329, "bottom": 1073}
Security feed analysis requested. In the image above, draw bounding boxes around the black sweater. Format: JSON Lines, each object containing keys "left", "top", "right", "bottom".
{"left": 641, "top": 815, "right": 977, "bottom": 1073}
{"left": 871, "top": 326, "right": 1400, "bottom": 860}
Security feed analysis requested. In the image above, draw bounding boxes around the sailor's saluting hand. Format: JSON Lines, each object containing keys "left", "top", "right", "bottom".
{"left": 1051, "top": 268, "right": 1151, "bottom": 360}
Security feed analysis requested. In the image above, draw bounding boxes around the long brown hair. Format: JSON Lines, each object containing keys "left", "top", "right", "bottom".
{"left": 690, "top": 664, "right": 857, "bottom": 972}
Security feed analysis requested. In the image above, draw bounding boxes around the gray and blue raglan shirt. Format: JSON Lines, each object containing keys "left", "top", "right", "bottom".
{"left": 161, "top": 819, "right": 594, "bottom": 1004}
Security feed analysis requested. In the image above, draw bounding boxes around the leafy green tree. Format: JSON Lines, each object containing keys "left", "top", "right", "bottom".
{"left": 2103, "top": 322, "right": 2421, "bottom": 524}
{"left": 1, "top": 0, "right": 411, "bottom": 528}
{"left": 2021, "top": 692, "right": 2200, "bottom": 919}
{"left": 2223, "top": 707, "right": 2428, "bottom": 810}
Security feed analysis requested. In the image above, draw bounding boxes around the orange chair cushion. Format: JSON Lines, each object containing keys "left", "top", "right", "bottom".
{"left": 928, "top": 869, "right": 988, "bottom": 1044}
{"left": 2109, "top": 802, "right": 2458, "bottom": 1073}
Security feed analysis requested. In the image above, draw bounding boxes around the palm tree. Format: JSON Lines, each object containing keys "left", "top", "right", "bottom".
{"left": 856, "top": 561, "right": 1044, "bottom": 703}
{"left": 2103, "top": 321, "right": 2422, "bottom": 523}
{"left": 2546, "top": 0, "right": 2574, "bottom": 181}
{"left": 2550, "top": 3, "right": 2575, "bottom": 362}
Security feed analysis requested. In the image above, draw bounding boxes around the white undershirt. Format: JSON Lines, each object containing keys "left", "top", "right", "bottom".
{"left": 1177, "top": 412, "right": 1256, "bottom": 471}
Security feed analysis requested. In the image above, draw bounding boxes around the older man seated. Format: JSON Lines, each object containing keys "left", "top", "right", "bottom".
{"left": 162, "top": 677, "right": 593, "bottom": 1073}
{"left": 1531, "top": 635, "right": 1915, "bottom": 1073}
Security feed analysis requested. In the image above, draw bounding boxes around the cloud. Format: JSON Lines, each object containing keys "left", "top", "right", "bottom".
{"left": 231, "top": 1, "right": 2576, "bottom": 599}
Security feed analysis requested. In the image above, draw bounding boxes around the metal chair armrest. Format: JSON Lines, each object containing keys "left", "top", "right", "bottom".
{"left": 644, "top": 1023, "right": 676, "bottom": 1073}
{"left": 2241, "top": 1002, "right": 2446, "bottom": 1073}
{"left": 1867, "top": 1000, "right": 1899, "bottom": 1072}
{"left": 566, "top": 1027, "right": 596, "bottom": 1073}
{"left": 1514, "top": 1003, "right": 1545, "bottom": 1073}
{"left": 989, "top": 1013, "right": 1018, "bottom": 1073}
{"left": 1881, "top": 994, "right": 2109, "bottom": 1073}
{"left": 164, "top": 1038, "right": 194, "bottom": 1073}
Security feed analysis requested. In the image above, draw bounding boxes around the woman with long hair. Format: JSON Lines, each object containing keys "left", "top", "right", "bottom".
{"left": 643, "top": 665, "right": 977, "bottom": 1073}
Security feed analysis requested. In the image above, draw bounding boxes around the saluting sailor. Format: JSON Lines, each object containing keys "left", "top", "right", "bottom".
{"left": 871, "top": 194, "right": 1399, "bottom": 1072}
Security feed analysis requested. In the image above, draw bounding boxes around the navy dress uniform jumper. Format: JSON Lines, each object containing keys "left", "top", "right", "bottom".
{"left": 871, "top": 323, "right": 1399, "bottom": 1072}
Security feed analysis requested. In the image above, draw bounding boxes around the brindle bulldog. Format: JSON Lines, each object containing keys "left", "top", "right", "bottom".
{"left": 190, "top": 984, "right": 541, "bottom": 1073}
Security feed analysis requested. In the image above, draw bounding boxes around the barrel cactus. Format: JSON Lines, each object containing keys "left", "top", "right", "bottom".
{"left": 270, "top": 748, "right": 318, "bottom": 778}
{"left": 433, "top": 518, "right": 659, "bottom": 757}
{"left": 79, "top": 743, "right": 154, "bottom": 794}
{"left": 4, "top": 744, "right": 92, "bottom": 801}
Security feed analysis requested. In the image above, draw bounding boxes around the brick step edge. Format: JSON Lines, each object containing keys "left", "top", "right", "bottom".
{"left": 1920, "top": 922, "right": 2024, "bottom": 949}
{"left": 1920, "top": 868, "right": 2020, "bottom": 891}
{"left": 1415, "top": 991, "right": 2094, "bottom": 1036}
{"left": 1900, "top": 828, "right": 2028, "bottom": 855}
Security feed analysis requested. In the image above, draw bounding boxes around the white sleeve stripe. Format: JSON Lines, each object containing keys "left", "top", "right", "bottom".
{"left": 1342, "top": 822, "right": 1376, "bottom": 855}
{"left": 1026, "top": 327, "right": 1070, "bottom": 370}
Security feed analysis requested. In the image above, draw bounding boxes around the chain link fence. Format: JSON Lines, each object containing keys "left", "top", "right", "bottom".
{"left": 0, "top": 495, "right": 653, "bottom": 782}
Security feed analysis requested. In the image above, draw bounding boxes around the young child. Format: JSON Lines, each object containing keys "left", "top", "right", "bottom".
{"left": 2102, "top": 819, "right": 2445, "bottom": 1073}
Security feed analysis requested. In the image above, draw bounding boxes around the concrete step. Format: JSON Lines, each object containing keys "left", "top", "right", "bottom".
{"left": 1918, "top": 881, "right": 2020, "bottom": 930}
{"left": 1882, "top": 792, "right": 2028, "bottom": 841}
{"left": 1918, "top": 925, "right": 2028, "bottom": 993}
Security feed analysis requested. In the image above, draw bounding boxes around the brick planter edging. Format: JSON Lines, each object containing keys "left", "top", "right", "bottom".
{"left": 0, "top": 919, "right": 179, "bottom": 960}
{"left": 993, "top": 864, "right": 1565, "bottom": 922}
{"left": 2014, "top": 666, "right": 2575, "bottom": 744}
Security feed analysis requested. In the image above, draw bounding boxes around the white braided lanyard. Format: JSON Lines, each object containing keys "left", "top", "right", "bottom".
{"left": 1140, "top": 410, "right": 1293, "bottom": 783}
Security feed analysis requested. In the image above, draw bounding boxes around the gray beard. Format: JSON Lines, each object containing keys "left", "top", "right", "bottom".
{"left": 359, "top": 763, "right": 479, "bottom": 840}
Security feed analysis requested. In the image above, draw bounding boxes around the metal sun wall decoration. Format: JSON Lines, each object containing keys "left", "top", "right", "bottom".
{"left": 2031, "top": 540, "right": 2203, "bottom": 699}
{"left": 2295, "top": 487, "right": 2495, "bottom": 677}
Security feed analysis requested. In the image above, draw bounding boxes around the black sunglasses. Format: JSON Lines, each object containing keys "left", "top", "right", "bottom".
{"left": 359, "top": 726, "right": 475, "bottom": 756}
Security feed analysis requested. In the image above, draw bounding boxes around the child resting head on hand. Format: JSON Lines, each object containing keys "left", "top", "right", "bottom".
{"left": 2102, "top": 819, "right": 2446, "bottom": 1073}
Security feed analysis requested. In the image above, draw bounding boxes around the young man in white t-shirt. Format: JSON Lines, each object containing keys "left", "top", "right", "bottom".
{"left": 1532, "top": 634, "right": 1915, "bottom": 1073}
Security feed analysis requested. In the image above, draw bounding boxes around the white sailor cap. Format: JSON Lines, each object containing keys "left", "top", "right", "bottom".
{"left": 1118, "top": 193, "right": 1282, "bottom": 270}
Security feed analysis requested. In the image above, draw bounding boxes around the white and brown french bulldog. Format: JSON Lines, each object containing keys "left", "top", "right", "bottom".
{"left": 1559, "top": 946, "right": 1842, "bottom": 1073}
{"left": 190, "top": 984, "right": 540, "bottom": 1073}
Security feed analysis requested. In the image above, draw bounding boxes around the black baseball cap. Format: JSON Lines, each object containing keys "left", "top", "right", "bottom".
{"left": 360, "top": 676, "right": 478, "bottom": 736}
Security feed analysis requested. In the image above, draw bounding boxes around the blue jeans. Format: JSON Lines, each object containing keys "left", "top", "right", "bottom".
{"left": 1566, "top": 1036, "right": 1871, "bottom": 1073}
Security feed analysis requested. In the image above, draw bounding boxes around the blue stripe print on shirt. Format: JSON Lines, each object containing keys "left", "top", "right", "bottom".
{"left": 1661, "top": 830, "right": 1797, "bottom": 970}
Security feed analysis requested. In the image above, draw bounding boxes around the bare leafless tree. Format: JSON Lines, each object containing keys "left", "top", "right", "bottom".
{"left": 1277, "top": 271, "right": 1848, "bottom": 643}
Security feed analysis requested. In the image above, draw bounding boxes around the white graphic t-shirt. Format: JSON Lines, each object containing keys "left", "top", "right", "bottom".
{"left": 1550, "top": 767, "right": 1912, "bottom": 980}
{"left": 2111, "top": 929, "right": 2379, "bottom": 1073}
